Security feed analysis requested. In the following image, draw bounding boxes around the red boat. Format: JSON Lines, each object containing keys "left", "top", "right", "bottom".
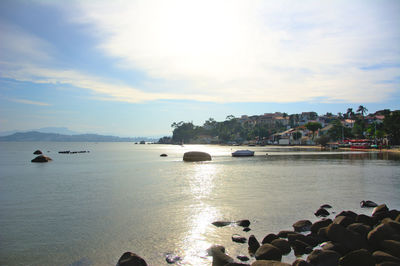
{"left": 349, "top": 139, "right": 372, "bottom": 149}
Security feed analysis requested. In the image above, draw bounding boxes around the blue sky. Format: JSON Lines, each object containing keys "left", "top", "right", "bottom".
{"left": 0, "top": 0, "right": 399, "bottom": 137}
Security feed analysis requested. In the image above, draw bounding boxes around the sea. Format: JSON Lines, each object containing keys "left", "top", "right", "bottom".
{"left": 0, "top": 142, "right": 399, "bottom": 266}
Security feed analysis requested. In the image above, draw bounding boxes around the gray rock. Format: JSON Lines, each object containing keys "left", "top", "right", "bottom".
{"left": 116, "top": 252, "right": 147, "bottom": 266}
{"left": 255, "top": 244, "right": 282, "bottom": 261}
{"left": 291, "top": 240, "right": 313, "bottom": 256}
{"left": 306, "top": 249, "right": 340, "bottom": 266}
{"left": 165, "top": 253, "right": 180, "bottom": 264}
{"left": 237, "top": 255, "right": 250, "bottom": 261}
{"left": 327, "top": 223, "right": 366, "bottom": 251}
{"left": 277, "top": 230, "right": 295, "bottom": 238}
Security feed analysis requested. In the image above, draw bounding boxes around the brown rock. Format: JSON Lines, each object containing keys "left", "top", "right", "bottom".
{"left": 183, "top": 151, "right": 211, "bottom": 162}
{"left": 31, "top": 155, "right": 52, "bottom": 163}
{"left": 327, "top": 223, "right": 366, "bottom": 250}
{"left": 346, "top": 223, "right": 372, "bottom": 238}
{"left": 355, "top": 214, "right": 376, "bottom": 227}
{"left": 338, "top": 249, "right": 374, "bottom": 266}
{"left": 271, "top": 239, "right": 291, "bottom": 255}
{"left": 209, "top": 245, "right": 234, "bottom": 266}
{"left": 320, "top": 241, "right": 350, "bottom": 256}
{"left": 116, "top": 252, "right": 147, "bottom": 266}
{"left": 373, "top": 204, "right": 390, "bottom": 216}
{"left": 293, "top": 220, "right": 312, "bottom": 232}
{"left": 262, "top": 234, "right": 279, "bottom": 244}
{"left": 251, "top": 261, "right": 290, "bottom": 266}
{"left": 368, "top": 223, "right": 398, "bottom": 247}
{"left": 287, "top": 233, "right": 317, "bottom": 247}
{"left": 315, "top": 208, "right": 330, "bottom": 217}
{"left": 291, "top": 240, "right": 312, "bottom": 256}
{"left": 33, "top": 150, "right": 42, "bottom": 155}
{"left": 311, "top": 219, "right": 332, "bottom": 234}
{"left": 237, "top": 219, "right": 251, "bottom": 227}
{"left": 291, "top": 259, "right": 312, "bottom": 266}
{"left": 277, "top": 230, "right": 295, "bottom": 238}
{"left": 306, "top": 249, "right": 340, "bottom": 266}
{"left": 333, "top": 215, "right": 354, "bottom": 227}
{"left": 232, "top": 234, "right": 247, "bottom": 243}
{"left": 255, "top": 244, "right": 282, "bottom": 261}
{"left": 380, "top": 240, "right": 400, "bottom": 259}
{"left": 372, "top": 251, "right": 400, "bottom": 264}
{"left": 248, "top": 235, "right": 261, "bottom": 255}
{"left": 212, "top": 221, "right": 232, "bottom": 227}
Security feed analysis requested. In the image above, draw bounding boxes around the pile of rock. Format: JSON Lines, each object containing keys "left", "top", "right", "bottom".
{"left": 208, "top": 203, "right": 400, "bottom": 266}
{"left": 31, "top": 150, "right": 52, "bottom": 163}
{"left": 115, "top": 203, "right": 400, "bottom": 266}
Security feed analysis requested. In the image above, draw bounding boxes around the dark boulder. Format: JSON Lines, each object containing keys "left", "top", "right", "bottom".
{"left": 368, "top": 223, "right": 398, "bottom": 248}
{"left": 232, "top": 234, "right": 247, "bottom": 243}
{"left": 212, "top": 221, "right": 232, "bottom": 227}
{"left": 333, "top": 215, "right": 355, "bottom": 227}
{"left": 31, "top": 155, "right": 52, "bottom": 163}
{"left": 255, "top": 244, "right": 282, "bottom": 261}
{"left": 315, "top": 208, "right": 330, "bottom": 217}
{"left": 291, "top": 240, "right": 313, "bottom": 256}
{"left": 317, "top": 226, "right": 329, "bottom": 240}
{"left": 208, "top": 245, "right": 234, "bottom": 266}
{"left": 361, "top": 200, "right": 378, "bottom": 208}
{"left": 160, "top": 154, "right": 168, "bottom": 157}
{"left": 271, "top": 239, "right": 291, "bottom": 255}
{"left": 262, "top": 234, "right": 279, "bottom": 244}
{"left": 347, "top": 223, "right": 372, "bottom": 238}
{"left": 287, "top": 233, "right": 318, "bottom": 247}
{"left": 380, "top": 240, "right": 400, "bottom": 259}
{"left": 311, "top": 219, "right": 332, "bottom": 234}
{"left": 116, "top": 252, "right": 147, "bottom": 266}
{"left": 306, "top": 249, "right": 340, "bottom": 266}
{"left": 336, "top": 210, "right": 357, "bottom": 219}
{"left": 237, "top": 255, "right": 250, "bottom": 261}
{"left": 338, "top": 249, "right": 374, "bottom": 266}
{"left": 321, "top": 241, "right": 349, "bottom": 256}
{"left": 33, "top": 150, "right": 42, "bottom": 155}
{"left": 224, "top": 263, "right": 250, "bottom": 266}
{"left": 327, "top": 223, "right": 366, "bottom": 251}
{"left": 373, "top": 204, "right": 389, "bottom": 216}
{"left": 183, "top": 151, "right": 211, "bottom": 162}
{"left": 248, "top": 235, "right": 260, "bottom": 255}
{"left": 277, "top": 230, "right": 295, "bottom": 238}
{"left": 372, "top": 251, "right": 400, "bottom": 264}
{"left": 320, "top": 204, "right": 332, "bottom": 209}
{"left": 355, "top": 214, "right": 376, "bottom": 227}
{"left": 237, "top": 220, "right": 251, "bottom": 227}
{"left": 293, "top": 220, "right": 312, "bottom": 232}
{"left": 243, "top": 227, "right": 251, "bottom": 232}
{"left": 251, "top": 261, "right": 290, "bottom": 266}
{"left": 207, "top": 245, "right": 225, "bottom": 255}
{"left": 291, "top": 259, "right": 312, "bottom": 266}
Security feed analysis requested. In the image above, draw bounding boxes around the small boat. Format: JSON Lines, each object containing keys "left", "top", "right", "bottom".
{"left": 232, "top": 150, "right": 255, "bottom": 157}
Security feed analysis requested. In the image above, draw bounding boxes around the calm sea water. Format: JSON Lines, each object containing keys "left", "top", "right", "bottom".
{"left": 0, "top": 142, "right": 399, "bottom": 266}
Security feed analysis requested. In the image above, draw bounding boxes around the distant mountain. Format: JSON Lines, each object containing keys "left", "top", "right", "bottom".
{"left": 0, "top": 131, "right": 158, "bottom": 142}
{"left": 0, "top": 127, "right": 79, "bottom": 136}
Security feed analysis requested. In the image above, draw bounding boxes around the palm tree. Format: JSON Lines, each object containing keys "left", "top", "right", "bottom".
{"left": 357, "top": 105, "right": 368, "bottom": 118}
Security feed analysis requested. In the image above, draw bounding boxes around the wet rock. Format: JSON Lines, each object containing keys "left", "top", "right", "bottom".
{"left": 376, "top": 262, "right": 400, "bottom": 266}
{"left": 248, "top": 235, "right": 260, "bottom": 255}
{"left": 277, "top": 230, "right": 295, "bottom": 238}
{"left": 165, "top": 253, "right": 180, "bottom": 264}
{"left": 183, "top": 151, "right": 211, "bottom": 162}
{"left": 291, "top": 259, "right": 312, "bottom": 266}
{"left": 347, "top": 223, "right": 371, "bottom": 238}
{"left": 31, "top": 155, "right": 52, "bottom": 163}
{"left": 225, "top": 263, "right": 250, "bottom": 266}
{"left": 373, "top": 204, "right": 389, "bottom": 216}
{"left": 314, "top": 208, "right": 330, "bottom": 217}
{"left": 361, "top": 200, "right": 378, "bottom": 208}
{"left": 116, "top": 252, "right": 147, "bottom": 266}
{"left": 306, "top": 249, "right": 340, "bottom": 266}
{"left": 317, "top": 226, "right": 329, "bottom": 240}
{"left": 336, "top": 210, "right": 357, "bottom": 219}
{"left": 243, "top": 227, "right": 251, "bottom": 232}
{"left": 291, "top": 240, "right": 313, "bottom": 256}
{"left": 288, "top": 233, "right": 318, "bottom": 247}
{"left": 380, "top": 240, "right": 400, "bottom": 259}
{"left": 212, "top": 221, "right": 232, "bottom": 227}
{"left": 160, "top": 154, "right": 168, "bottom": 157}
{"left": 208, "top": 245, "right": 234, "bottom": 266}
{"left": 33, "top": 150, "right": 42, "bottom": 155}
{"left": 237, "top": 220, "right": 251, "bottom": 227}
{"left": 293, "top": 220, "right": 312, "bottom": 232}
{"left": 271, "top": 239, "right": 291, "bottom": 255}
{"left": 355, "top": 214, "right": 376, "bottom": 227}
{"left": 251, "top": 261, "right": 290, "bottom": 266}
{"left": 367, "top": 223, "right": 398, "bottom": 248}
{"left": 372, "top": 251, "right": 400, "bottom": 264}
{"left": 320, "top": 204, "right": 332, "bottom": 209}
{"left": 237, "top": 255, "right": 250, "bottom": 261}
{"left": 311, "top": 219, "right": 332, "bottom": 234}
{"left": 232, "top": 234, "right": 247, "bottom": 243}
{"left": 255, "top": 244, "right": 282, "bottom": 261}
{"left": 338, "top": 249, "right": 374, "bottom": 266}
{"left": 262, "top": 234, "right": 279, "bottom": 244}
{"left": 388, "top": 210, "right": 400, "bottom": 220}
{"left": 320, "top": 241, "right": 349, "bottom": 256}
{"left": 327, "top": 223, "right": 366, "bottom": 251}
{"left": 333, "top": 215, "right": 354, "bottom": 227}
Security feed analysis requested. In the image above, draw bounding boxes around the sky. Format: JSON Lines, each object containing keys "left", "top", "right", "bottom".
{"left": 0, "top": 0, "right": 399, "bottom": 137}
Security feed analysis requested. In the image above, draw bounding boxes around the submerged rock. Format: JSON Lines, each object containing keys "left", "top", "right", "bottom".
{"left": 116, "top": 252, "right": 147, "bottom": 266}
{"left": 31, "top": 155, "right": 52, "bottom": 163}
{"left": 360, "top": 200, "right": 378, "bottom": 208}
{"left": 248, "top": 235, "right": 260, "bottom": 255}
{"left": 237, "top": 219, "right": 251, "bottom": 227}
{"left": 183, "top": 151, "right": 211, "bottom": 162}
{"left": 160, "top": 154, "right": 168, "bottom": 157}
{"left": 212, "top": 221, "right": 232, "bottom": 227}
{"left": 293, "top": 220, "right": 312, "bottom": 232}
{"left": 315, "top": 208, "right": 330, "bottom": 217}
{"left": 255, "top": 244, "right": 282, "bottom": 261}
{"left": 33, "top": 150, "right": 42, "bottom": 155}
{"left": 232, "top": 234, "right": 247, "bottom": 243}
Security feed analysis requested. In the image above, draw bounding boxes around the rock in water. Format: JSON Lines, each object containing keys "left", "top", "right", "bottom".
{"left": 33, "top": 150, "right": 42, "bottom": 155}
{"left": 232, "top": 234, "right": 247, "bottom": 243}
{"left": 160, "top": 154, "right": 168, "bottom": 157}
{"left": 360, "top": 200, "right": 378, "bottom": 208}
{"left": 293, "top": 220, "right": 312, "bottom": 232}
{"left": 236, "top": 219, "right": 251, "bottom": 227}
{"left": 31, "top": 155, "right": 52, "bottom": 163}
{"left": 306, "top": 249, "right": 340, "bottom": 266}
{"left": 165, "top": 253, "right": 180, "bottom": 264}
{"left": 116, "top": 252, "right": 147, "bottom": 266}
{"left": 248, "top": 235, "right": 260, "bottom": 255}
{"left": 255, "top": 244, "right": 282, "bottom": 261}
{"left": 339, "top": 249, "right": 374, "bottom": 266}
{"left": 315, "top": 208, "right": 330, "bottom": 217}
{"left": 183, "top": 151, "right": 211, "bottom": 162}
{"left": 212, "top": 221, "right": 232, "bottom": 227}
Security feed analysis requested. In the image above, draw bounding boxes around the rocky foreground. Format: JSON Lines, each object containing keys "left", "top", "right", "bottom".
{"left": 116, "top": 202, "right": 400, "bottom": 266}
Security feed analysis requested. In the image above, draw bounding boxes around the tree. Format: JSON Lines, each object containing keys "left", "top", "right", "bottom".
{"left": 305, "top": 122, "right": 322, "bottom": 141}
{"left": 384, "top": 111, "right": 400, "bottom": 145}
{"left": 292, "top": 131, "right": 302, "bottom": 144}
{"left": 357, "top": 105, "right": 368, "bottom": 117}
{"left": 316, "top": 135, "right": 330, "bottom": 147}
{"left": 328, "top": 119, "right": 352, "bottom": 141}
{"left": 346, "top": 108, "right": 355, "bottom": 120}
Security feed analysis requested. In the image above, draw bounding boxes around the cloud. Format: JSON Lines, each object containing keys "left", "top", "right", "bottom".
{"left": 3, "top": 96, "right": 51, "bottom": 106}
{"left": 1, "top": 0, "right": 399, "bottom": 104}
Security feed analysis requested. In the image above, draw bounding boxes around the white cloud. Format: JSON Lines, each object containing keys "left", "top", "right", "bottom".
{"left": 2, "top": 95, "right": 51, "bottom": 106}
{"left": 1, "top": 0, "right": 399, "bottom": 104}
